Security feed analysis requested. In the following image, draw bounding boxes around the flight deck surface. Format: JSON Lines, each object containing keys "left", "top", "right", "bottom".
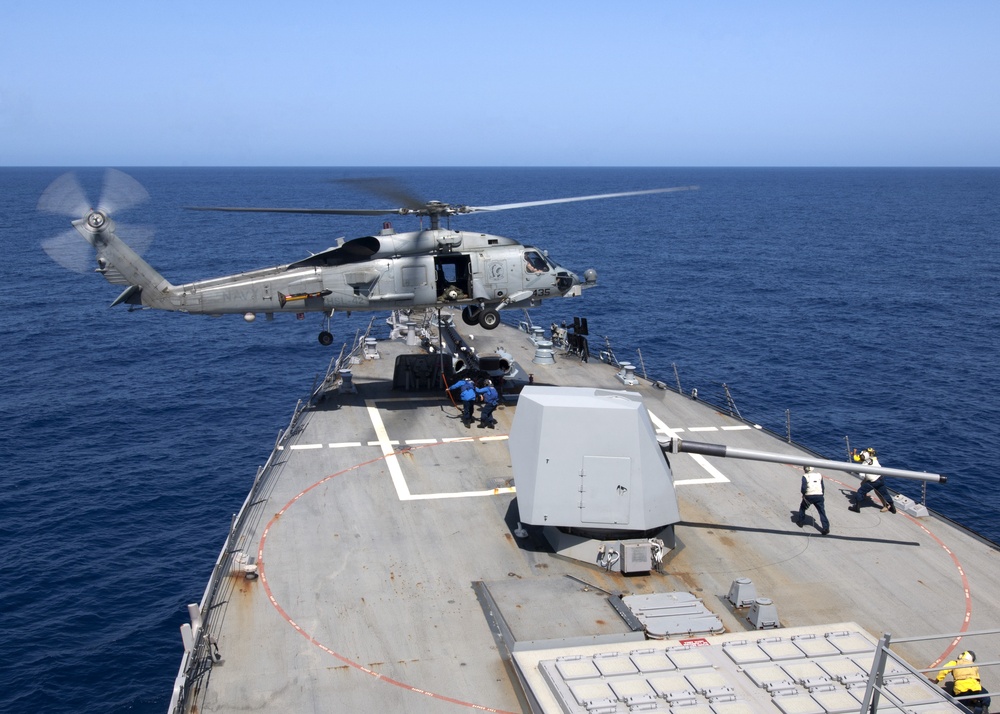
{"left": 177, "top": 315, "right": 1000, "bottom": 713}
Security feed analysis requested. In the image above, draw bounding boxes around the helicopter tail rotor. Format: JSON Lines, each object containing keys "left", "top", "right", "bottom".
{"left": 96, "top": 168, "right": 149, "bottom": 216}
{"left": 38, "top": 170, "right": 171, "bottom": 310}
{"left": 39, "top": 170, "right": 154, "bottom": 275}
{"left": 37, "top": 172, "right": 91, "bottom": 219}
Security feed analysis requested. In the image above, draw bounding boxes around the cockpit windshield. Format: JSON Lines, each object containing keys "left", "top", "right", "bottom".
{"left": 524, "top": 250, "right": 550, "bottom": 273}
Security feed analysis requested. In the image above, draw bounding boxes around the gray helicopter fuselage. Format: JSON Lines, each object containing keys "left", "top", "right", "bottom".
{"left": 134, "top": 228, "right": 585, "bottom": 316}
{"left": 44, "top": 172, "right": 688, "bottom": 337}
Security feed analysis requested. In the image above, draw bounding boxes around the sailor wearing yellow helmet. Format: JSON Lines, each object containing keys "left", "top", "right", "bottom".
{"left": 849, "top": 447, "right": 897, "bottom": 513}
{"left": 934, "top": 650, "right": 991, "bottom": 713}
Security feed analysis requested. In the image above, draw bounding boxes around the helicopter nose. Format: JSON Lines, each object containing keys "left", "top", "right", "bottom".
{"left": 556, "top": 270, "right": 577, "bottom": 293}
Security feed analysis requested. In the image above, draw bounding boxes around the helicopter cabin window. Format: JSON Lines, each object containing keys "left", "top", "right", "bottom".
{"left": 402, "top": 266, "right": 427, "bottom": 288}
{"left": 524, "top": 250, "right": 549, "bottom": 273}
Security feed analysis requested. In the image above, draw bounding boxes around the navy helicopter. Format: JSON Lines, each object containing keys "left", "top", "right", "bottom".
{"left": 39, "top": 170, "right": 694, "bottom": 344}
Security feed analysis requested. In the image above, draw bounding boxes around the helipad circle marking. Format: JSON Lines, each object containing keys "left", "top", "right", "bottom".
{"left": 257, "top": 440, "right": 517, "bottom": 714}
{"left": 823, "top": 472, "right": 972, "bottom": 667}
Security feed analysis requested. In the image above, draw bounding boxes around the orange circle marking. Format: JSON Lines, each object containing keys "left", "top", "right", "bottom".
{"left": 823, "top": 473, "right": 972, "bottom": 667}
{"left": 257, "top": 442, "right": 517, "bottom": 713}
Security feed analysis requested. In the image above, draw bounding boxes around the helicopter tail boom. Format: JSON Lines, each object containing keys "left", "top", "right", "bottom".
{"left": 72, "top": 215, "right": 175, "bottom": 309}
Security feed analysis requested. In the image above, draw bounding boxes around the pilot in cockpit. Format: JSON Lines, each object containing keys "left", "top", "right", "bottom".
{"left": 524, "top": 251, "right": 549, "bottom": 273}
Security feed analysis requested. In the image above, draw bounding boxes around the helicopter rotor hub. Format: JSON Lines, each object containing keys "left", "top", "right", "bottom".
{"left": 86, "top": 210, "right": 108, "bottom": 231}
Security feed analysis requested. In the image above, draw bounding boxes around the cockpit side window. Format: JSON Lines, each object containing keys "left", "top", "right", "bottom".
{"left": 524, "top": 250, "right": 549, "bottom": 273}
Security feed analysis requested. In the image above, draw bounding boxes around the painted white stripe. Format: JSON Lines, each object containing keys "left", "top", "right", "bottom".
{"left": 365, "top": 401, "right": 411, "bottom": 500}
{"left": 405, "top": 439, "right": 438, "bottom": 445}
{"left": 403, "top": 486, "right": 517, "bottom": 501}
{"left": 673, "top": 459, "right": 730, "bottom": 485}
{"left": 328, "top": 441, "right": 363, "bottom": 448}
{"left": 290, "top": 443, "right": 323, "bottom": 450}
{"left": 721, "top": 425, "right": 752, "bottom": 431}
{"left": 364, "top": 401, "right": 513, "bottom": 501}
{"left": 442, "top": 436, "right": 475, "bottom": 443}
{"left": 688, "top": 426, "right": 719, "bottom": 432}
{"left": 478, "top": 435, "right": 509, "bottom": 442}
{"left": 646, "top": 410, "right": 730, "bottom": 486}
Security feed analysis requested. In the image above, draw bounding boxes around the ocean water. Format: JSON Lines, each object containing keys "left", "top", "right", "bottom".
{"left": 1, "top": 166, "right": 998, "bottom": 712}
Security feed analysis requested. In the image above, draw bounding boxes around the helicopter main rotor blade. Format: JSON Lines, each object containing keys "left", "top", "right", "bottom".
{"left": 462, "top": 186, "right": 699, "bottom": 213}
{"left": 186, "top": 185, "right": 698, "bottom": 219}
{"left": 185, "top": 206, "right": 403, "bottom": 216}
{"left": 336, "top": 177, "right": 428, "bottom": 211}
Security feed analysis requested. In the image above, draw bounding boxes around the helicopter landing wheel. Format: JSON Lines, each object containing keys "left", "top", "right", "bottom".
{"left": 318, "top": 331, "right": 334, "bottom": 346}
{"left": 461, "top": 305, "right": 482, "bottom": 326}
{"left": 478, "top": 308, "right": 500, "bottom": 330}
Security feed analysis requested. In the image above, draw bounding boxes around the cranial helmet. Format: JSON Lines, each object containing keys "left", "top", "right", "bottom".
{"left": 961, "top": 651, "right": 976, "bottom": 662}
{"left": 804, "top": 466, "right": 813, "bottom": 473}
{"left": 484, "top": 379, "right": 493, "bottom": 386}
{"left": 867, "top": 447, "right": 878, "bottom": 457}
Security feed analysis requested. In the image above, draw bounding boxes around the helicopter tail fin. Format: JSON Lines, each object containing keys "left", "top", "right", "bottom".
{"left": 76, "top": 217, "right": 176, "bottom": 309}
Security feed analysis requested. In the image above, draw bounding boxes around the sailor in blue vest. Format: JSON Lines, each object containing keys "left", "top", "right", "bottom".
{"left": 449, "top": 376, "right": 477, "bottom": 427}
{"left": 475, "top": 379, "right": 500, "bottom": 429}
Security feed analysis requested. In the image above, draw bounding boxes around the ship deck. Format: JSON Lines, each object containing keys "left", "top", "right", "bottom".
{"left": 180, "top": 316, "right": 1000, "bottom": 713}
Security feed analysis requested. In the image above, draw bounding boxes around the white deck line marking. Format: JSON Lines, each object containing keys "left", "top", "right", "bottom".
{"left": 688, "top": 426, "right": 719, "bottom": 432}
{"left": 290, "top": 443, "right": 323, "bottom": 450}
{"left": 405, "top": 439, "right": 438, "bottom": 445}
{"left": 478, "top": 435, "right": 509, "bottom": 442}
{"left": 442, "top": 436, "right": 475, "bottom": 443}
{"left": 403, "top": 486, "right": 517, "bottom": 501}
{"left": 721, "top": 425, "right": 752, "bottom": 431}
{"left": 328, "top": 442, "right": 363, "bottom": 448}
{"left": 365, "top": 401, "right": 514, "bottom": 501}
{"left": 646, "top": 410, "right": 730, "bottom": 486}
{"left": 365, "top": 402, "right": 411, "bottom": 500}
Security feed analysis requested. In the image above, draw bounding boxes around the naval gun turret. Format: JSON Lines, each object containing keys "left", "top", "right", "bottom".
{"left": 508, "top": 387, "right": 680, "bottom": 574}
{"left": 508, "top": 386, "right": 947, "bottom": 575}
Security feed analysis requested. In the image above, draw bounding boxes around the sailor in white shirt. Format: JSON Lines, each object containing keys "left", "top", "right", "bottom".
{"left": 796, "top": 466, "right": 830, "bottom": 535}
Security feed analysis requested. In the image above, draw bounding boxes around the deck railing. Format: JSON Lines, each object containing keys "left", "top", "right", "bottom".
{"left": 169, "top": 317, "right": 387, "bottom": 714}
{"left": 863, "top": 628, "right": 1000, "bottom": 714}
{"left": 167, "top": 396, "right": 310, "bottom": 714}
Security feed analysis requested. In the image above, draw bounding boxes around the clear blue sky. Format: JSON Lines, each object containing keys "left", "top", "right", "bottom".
{"left": 3, "top": 1, "right": 998, "bottom": 166}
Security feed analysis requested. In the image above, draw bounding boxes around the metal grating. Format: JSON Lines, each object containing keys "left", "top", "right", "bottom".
{"left": 521, "top": 623, "right": 961, "bottom": 714}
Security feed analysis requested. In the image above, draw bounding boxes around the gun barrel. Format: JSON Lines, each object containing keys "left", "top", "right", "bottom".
{"left": 661, "top": 439, "right": 947, "bottom": 484}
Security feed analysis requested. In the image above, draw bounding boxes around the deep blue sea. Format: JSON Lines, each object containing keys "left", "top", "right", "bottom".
{"left": 2, "top": 167, "right": 998, "bottom": 712}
